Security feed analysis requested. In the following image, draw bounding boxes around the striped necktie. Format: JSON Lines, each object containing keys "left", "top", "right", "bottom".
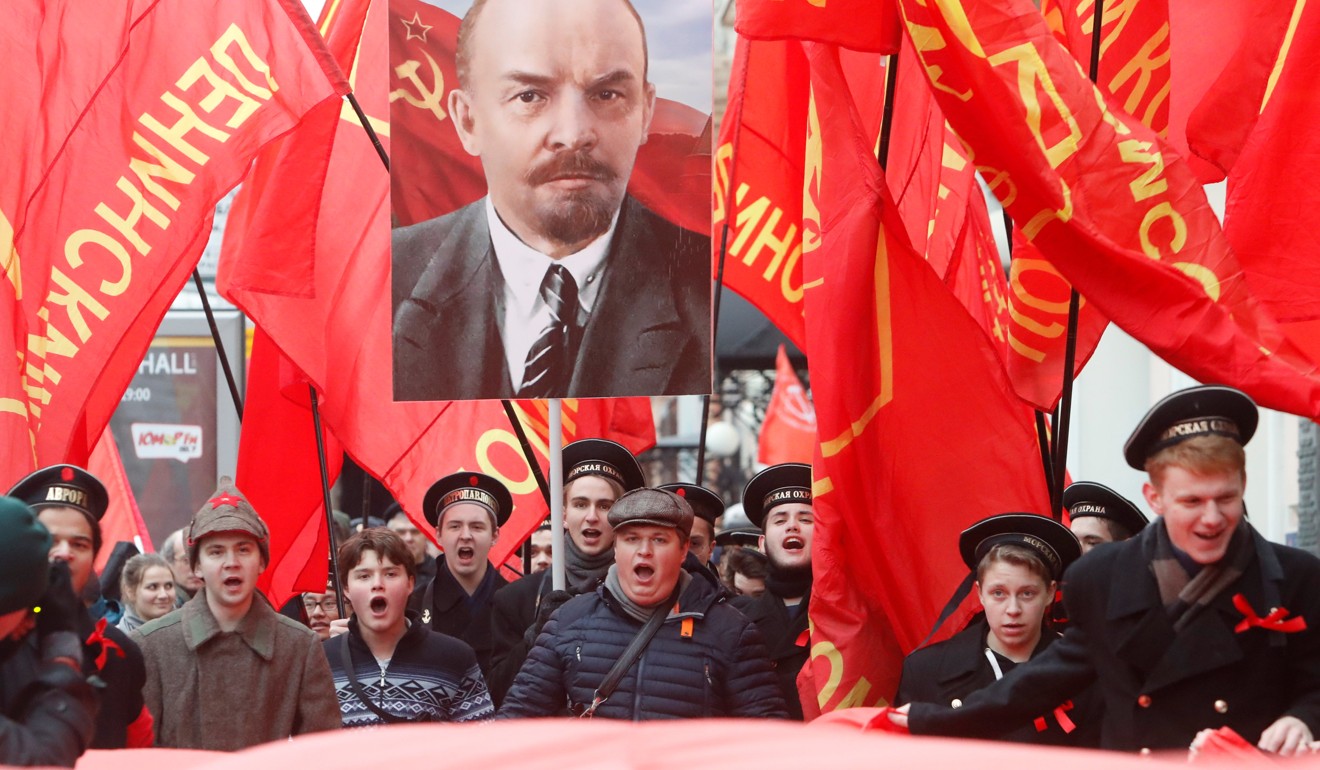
{"left": 518, "top": 264, "right": 578, "bottom": 397}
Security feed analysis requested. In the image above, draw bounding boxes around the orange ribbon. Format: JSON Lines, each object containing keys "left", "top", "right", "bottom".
{"left": 1033, "top": 700, "right": 1075, "bottom": 734}
{"left": 1233, "top": 593, "right": 1307, "bottom": 635}
{"left": 85, "top": 617, "right": 125, "bottom": 671}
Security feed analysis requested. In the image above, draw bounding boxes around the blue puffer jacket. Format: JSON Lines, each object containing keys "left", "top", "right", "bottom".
{"left": 497, "top": 570, "right": 788, "bottom": 720}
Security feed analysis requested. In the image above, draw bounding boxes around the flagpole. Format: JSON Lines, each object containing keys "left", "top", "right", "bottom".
{"left": 501, "top": 400, "right": 552, "bottom": 506}
{"left": 698, "top": 40, "right": 753, "bottom": 486}
{"left": 309, "top": 385, "right": 346, "bottom": 618}
{"left": 346, "top": 93, "right": 389, "bottom": 172}
{"left": 876, "top": 51, "right": 900, "bottom": 170}
{"left": 548, "top": 398, "right": 566, "bottom": 592}
{"left": 1051, "top": 0, "right": 1107, "bottom": 518}
{"left": 193, "top": 270, "right": 244, "bottom": 422}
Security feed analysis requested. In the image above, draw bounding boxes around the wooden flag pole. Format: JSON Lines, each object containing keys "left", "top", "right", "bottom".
{"left": 309, "top": 385, "right": 346, "bottom": 618}
{"left": 193, "top": 270, "right": 244, "bottom": 422}
{"left": 1050, "top": 0, "right": 1107, "bottom": 519}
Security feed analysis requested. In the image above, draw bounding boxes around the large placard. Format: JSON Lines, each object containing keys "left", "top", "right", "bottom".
{"left": 389, "top": 0, "right": 713, "bottom": 402}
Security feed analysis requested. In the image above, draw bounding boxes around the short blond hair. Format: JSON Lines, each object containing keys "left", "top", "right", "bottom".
{"left": 1144, "top": 434, "right": 1245, "bottom": 487}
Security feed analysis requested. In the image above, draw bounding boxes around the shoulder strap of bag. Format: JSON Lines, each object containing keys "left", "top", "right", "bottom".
{"left": 339, "top": 637, "right": 428, "bottom": 724}
{"left": 580, "top": 581, "right": 683, "bottom": 718}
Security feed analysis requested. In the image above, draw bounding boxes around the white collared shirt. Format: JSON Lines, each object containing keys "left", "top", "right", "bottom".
{"left": 487, "top": 197, "right": 617, "bottom": 391}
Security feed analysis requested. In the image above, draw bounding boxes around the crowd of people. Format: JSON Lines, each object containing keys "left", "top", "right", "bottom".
{"left": 4, "top": 383, "right": 1320, "bottom": 764}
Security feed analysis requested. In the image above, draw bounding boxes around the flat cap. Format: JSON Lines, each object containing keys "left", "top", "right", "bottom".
{"left": 607, "top": 488, "right": 694, "bottom": 537}
{"left": 657, "top": 483, "right": 724, "bottom": 526}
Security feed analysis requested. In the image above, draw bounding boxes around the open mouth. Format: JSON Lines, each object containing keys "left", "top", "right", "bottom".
{"left": 456, "top": 546, "right": 474, "bottom": 560}
{"left": 633, "top": 564, "right": 655, "bottom": 581}
{"left": 580, "top": 528, "right": 602, "bottom": 541}
{"left": 223, "top": 576, "right": 243, "bottom": 589}
{"left": 782, "top": 536, "right": 805, "bottom": 551}
{"left": 369, "top": 596, "right": 388, "bottom": 614}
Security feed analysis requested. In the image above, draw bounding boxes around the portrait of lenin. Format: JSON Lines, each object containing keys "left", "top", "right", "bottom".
{"left": 391, "top": 0, "right": 713, "bottom": 402}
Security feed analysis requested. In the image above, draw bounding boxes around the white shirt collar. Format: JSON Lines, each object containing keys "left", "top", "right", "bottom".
{"left": 486, "top": 197, "right": 617, "bottom": 316}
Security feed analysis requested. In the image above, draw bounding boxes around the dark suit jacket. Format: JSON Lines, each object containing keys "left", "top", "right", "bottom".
{"left": 910, "top": 521, "right": 1320, "bottom": 752}
{"left": 392, "top": 196, "right": 712, "bottom": 401}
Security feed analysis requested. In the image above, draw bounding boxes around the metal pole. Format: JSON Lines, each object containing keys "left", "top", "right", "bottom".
{"left": 548, "top": 399, "right": 565, "bottom": 592}
{"left": 193, "top": 270, "right": 243, "bottom": 422}
{"left": 309, "top": 386, "right": 346, "bottom": 618}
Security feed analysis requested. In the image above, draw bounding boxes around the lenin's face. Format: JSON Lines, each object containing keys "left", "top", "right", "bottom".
{"left": 450, "top": 0, "right": 655, "bottom": 258}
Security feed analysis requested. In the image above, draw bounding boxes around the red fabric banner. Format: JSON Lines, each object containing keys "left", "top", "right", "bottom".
{"left": 896, "top": 0, "right": 1320, "bottom": 418}
{"left": 242, "top": 329, "right": 344, "bottom": 608}
{"left": 220, "top": 0, "right": 656, "bottom": 592}
{"left": 0, "top": 0, "right": 347, "bottom": 485}
{"left": 88, "top": 427, "right": 152, "bottom": 571}
{"left": 758, "top": 345, "right": 816, "bottom": 466}
{"left": 735, "top": 0, "right": 903, "bottom": 54}
{"left": 388, "top": 0, "right": 710, "bottom": 234}
{"left": 799, "top": 43, "right": 1050, "bottom": 713}
{"left": 1220, "top": 0, "right": 1320, "bottom": 365}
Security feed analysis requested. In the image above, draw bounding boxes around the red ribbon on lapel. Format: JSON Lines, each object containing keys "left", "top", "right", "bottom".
{"left": 85, "top": 617, "right": 124, "bottom": 671}
{"left": 1033, "top": 700, "right": 1075, "bottom": 734}
{"left": 1233, "top": 593, "right": 1307, "bottom": 634}
{"left": 795, "top": 628, "right": 810, "bottom": 647}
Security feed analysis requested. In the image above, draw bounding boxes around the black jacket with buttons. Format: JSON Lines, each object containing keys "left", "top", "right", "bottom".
{"left": 896, "top": 617, "right": 1099, "bottom": 746}
{"left": 496, "top": 570, "right": 787, "bottom": 720}
{"left": 909, "top": 521, "right": 1320, "bottom": 751}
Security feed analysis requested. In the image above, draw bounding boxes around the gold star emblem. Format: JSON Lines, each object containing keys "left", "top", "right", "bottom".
{"left": 401, "top": 11, "right": 431, "bottom": 43}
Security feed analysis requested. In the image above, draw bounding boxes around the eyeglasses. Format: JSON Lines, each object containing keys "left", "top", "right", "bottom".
{"left": 302, "top": 597, "right": 339, "bottom": 614}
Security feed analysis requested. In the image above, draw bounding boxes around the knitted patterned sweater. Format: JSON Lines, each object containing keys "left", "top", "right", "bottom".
{"left": 323, "top": 611, "right": 494, "bottom": 726}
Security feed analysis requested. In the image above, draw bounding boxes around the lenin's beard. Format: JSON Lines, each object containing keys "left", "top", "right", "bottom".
{"left": 525, "top": 151, "right": 622, "bottom": 247}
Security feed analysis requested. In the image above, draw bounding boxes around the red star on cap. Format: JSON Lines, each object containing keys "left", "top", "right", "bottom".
{"left": 469, "top": 475, "right": 479, "bottom": 486}
{"left": 676, "top": 488, "right": 687, "bottom": 497}
{"left": 209, "top": 492, "right": 243, "bottom": 509}
{"left": 61, "top": 467, "right": 75, "bottom": 481}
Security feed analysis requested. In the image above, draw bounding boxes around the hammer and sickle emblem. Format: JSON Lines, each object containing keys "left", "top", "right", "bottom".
{"left": 390, "top": 50, "right": 447, "bottom": 122}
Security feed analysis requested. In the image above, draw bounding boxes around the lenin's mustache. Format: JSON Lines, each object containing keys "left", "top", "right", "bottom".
{"left": 525, "top": 151, "right": 618, "bottom": 186}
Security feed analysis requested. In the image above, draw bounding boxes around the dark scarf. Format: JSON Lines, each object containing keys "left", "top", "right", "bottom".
{"left": 564, "top": 536, "right": 614, "bottom": 594}
{"left": 1150, "top": 518, "right": 1255, "bottom": 632}
{"left": 604, "top": 565, "right": 692, "bottom": 623}
{"left": 767, "top": 563, "right": 812, "bottom": 601}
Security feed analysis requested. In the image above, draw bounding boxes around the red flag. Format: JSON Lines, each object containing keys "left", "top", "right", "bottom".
{"left": 896, "top": 0, "right": 1320, "bottom": 418}
{"left": 736, "top": 0, "right": 902, "bottom": 54}
{"left": 220, "top": 0, "right": 656, "bottom": 588}
{"left": 88, "top": 428, "right": 152, "bottom": 571}
{"left": 758, "top": 346, "right": 816, "bottom": 466}
{"left": 1221, "top": 0, "right": 1320, "bottom": 365}
{"left": 799, "top": 43, "right": 1049, "bottom": 711}
{"left": 0, "top": 0, "right": 347, "bottom": 485}
{"left": 241, "top": 329, "right": 344, "bottom": 608}
{"left": 388, "top": 0, "right": 710, "bottom": 234}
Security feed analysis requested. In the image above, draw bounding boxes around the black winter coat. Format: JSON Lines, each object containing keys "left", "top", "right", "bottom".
{"left": 896, "top": 619, "right": 1099, "bottom": 746}
{"left": 731, "top": 590, "right": 809, "bottom": 720}
{"left": 407, "top": 560, "right": 506, "bottom": 675}
{"left": 910, "top": 522, "right": 1320, "bottom": 752}
{"left": 497, "top": 572, "right": 788, "bottom": 720}
{"left": 0, "top": 658, "right": 97, "bottom": 767}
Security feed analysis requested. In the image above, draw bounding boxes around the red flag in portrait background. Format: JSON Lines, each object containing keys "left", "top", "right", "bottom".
{"left": 0, "top": 0, "right": 347, "bottom": 485}
{"left": 89, "top": 428, "right": 153, "bottom": 572}
{"left": 736, "top": 0, "right": 902, "bottom": 54}
{"left": 758, "top": 345, "right": 815, "bottom": 466}
{"left": 895, "top": 0, "right": 1320, "bottom": 419}
{"left": 799, "top": 43, "right": 1049, "bottom": 712}
{"left": 388, "top": 0, "right": 710, "bottom": 234}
